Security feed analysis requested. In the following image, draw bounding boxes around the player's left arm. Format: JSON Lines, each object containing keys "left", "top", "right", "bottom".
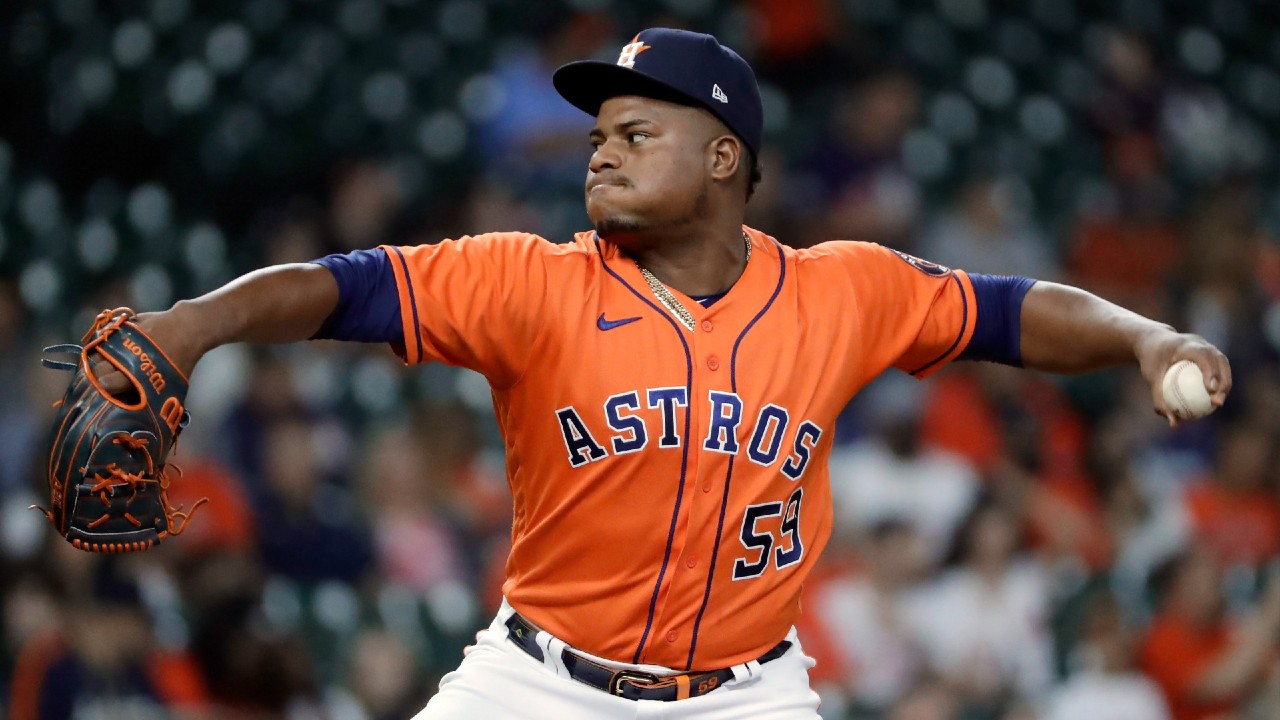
{"left": 1017, "top": 280, "right": 1231, "bottom": 421}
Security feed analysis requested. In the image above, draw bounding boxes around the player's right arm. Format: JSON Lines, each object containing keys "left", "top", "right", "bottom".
{"left": 100, "top": 263, "right": 338, "bottom": 392}
{"left": 101, "top": 233, "right": 548, "bottom": 393}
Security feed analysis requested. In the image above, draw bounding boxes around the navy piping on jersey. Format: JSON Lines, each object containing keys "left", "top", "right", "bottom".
{"left": 685, "top": 236, "right": 787, "bottom": 669}
{"left": 386, "top": 246, "right": 425, "bottom": 362}
{"left": 907, "top": 273, "right": 969, "bottom": 377}
{"left": 594, "top": 236, "right": 696, "bottom": 665}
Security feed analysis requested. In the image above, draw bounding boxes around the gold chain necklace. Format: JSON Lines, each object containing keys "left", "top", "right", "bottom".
{"left": 636, "top": 232, "right": 751, "bottom": 332}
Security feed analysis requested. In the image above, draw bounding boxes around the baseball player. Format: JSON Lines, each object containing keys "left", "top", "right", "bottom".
{"left": 99, "top": 28, "right": 1230, "bottom": 720}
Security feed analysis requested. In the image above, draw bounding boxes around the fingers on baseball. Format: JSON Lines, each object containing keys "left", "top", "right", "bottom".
{"left": 1187, "top": 346, "right": 1232, "bottom": 406}
{"left": 1156, "top": 347, "right": 1230, "bottom": 428}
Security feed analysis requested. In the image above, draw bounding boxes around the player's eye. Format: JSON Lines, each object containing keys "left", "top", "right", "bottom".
{"left": 627, "top": 132, "right": 646, "bottom": 144}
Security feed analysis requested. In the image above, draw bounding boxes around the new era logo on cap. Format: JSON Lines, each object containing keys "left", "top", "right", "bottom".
{"left": 552, "top": 28, "right": 764, "bottom": 156}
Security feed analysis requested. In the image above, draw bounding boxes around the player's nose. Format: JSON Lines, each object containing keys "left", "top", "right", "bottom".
{"left": 588, "top": 141, "right": 620, "bottom": 174}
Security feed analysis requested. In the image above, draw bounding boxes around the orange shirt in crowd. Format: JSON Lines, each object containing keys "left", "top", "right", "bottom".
{"left": 1139, "top": 613, "right": 1236, "bottom": 720}
{"left": 1068, "top": 218, "right": 1183, "bottom": 317}
{"left": 919, "top": 369, "right": 1088, "bottom": 480}
{"left": 1184, "top": 482, "right": 1280, "bottom": 567}
{"left": 1026, "top": 473, "right": 1115, "bottom": 571}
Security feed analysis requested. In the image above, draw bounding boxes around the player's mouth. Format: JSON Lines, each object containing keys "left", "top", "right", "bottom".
{"left": 588, "top": 176, "right": 629, "bottom": 194}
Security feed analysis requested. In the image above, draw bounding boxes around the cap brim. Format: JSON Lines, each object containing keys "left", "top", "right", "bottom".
{"left": 553, "top": 60, "right": 703, "bottom": 117}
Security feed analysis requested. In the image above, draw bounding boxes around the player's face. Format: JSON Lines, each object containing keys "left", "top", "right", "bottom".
{"left": 585, "top": 96, "right": 719, "bottom": 240}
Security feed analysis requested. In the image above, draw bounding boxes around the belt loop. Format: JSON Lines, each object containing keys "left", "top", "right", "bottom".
{"left": 675, "top": 674, "right": 691, "bottom": 700}
{"left": 727, "top": 659, "right": 762, "bottom": 686}
{"left": 536, "top": 631, "right": 570, "bottom": 677}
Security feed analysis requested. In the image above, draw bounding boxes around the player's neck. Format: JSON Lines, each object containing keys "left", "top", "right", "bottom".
{"left": 628, "top": 227, "right": 750, "bottom": 297}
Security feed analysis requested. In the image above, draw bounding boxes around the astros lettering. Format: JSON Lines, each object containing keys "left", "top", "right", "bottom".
{"left": 554, "top": 389, "right": 822, "bottom": 479}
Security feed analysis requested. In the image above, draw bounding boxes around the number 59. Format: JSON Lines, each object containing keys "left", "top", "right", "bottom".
{"left": 732, "top": 487, "right": 804, "bottom": 580}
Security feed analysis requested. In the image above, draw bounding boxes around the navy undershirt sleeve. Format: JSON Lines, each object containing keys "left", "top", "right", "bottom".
{"left": 958, "top": 273, "right": 1037, "bottom": 366}
{"left": 310, "top": 248, "right": 404, "bottom": 343}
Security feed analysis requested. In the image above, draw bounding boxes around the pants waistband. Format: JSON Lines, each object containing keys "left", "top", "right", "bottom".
{"left": 503, "top": 611, "right": 791, "bottom": 702}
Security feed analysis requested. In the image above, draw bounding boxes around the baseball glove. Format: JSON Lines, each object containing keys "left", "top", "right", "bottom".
{"left": 37, "top": 308, "right": 205, "bottom": 552}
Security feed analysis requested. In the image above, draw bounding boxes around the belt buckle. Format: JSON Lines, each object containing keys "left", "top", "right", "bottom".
{"left": 609, "top": 670, "right": 661, "bottom": 697}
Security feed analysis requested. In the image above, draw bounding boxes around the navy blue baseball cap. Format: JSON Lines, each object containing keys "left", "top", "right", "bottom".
{"left": 553, "top": 28, "right": 763, "bottom": 156}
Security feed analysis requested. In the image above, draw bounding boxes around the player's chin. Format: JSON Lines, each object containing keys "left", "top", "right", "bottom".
{"left": 589, "top": 206, "right": 646, "bottom": 238}
{"left": 592, "top": 215, "right": 648, "bottom": 239}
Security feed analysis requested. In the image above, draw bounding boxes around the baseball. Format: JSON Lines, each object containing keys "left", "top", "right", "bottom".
{"left": 1162, "top": 360, "right": 1215, "bottom": 421}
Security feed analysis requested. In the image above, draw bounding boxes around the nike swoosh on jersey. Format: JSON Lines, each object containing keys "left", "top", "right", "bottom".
{"left": 597, "top": 313, "right": 642, "bottom": 331}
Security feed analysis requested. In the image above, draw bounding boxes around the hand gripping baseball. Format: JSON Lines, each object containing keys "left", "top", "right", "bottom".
{"left": 1135, "top": 330, "right": 1232, "bottom": 427}
{"left": 37, "top": 308, "right": 207, "bottom": 552}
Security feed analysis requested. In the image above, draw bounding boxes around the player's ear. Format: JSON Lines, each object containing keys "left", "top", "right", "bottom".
{"left": 708, "top": 135, "right": 741, "bottom": 185}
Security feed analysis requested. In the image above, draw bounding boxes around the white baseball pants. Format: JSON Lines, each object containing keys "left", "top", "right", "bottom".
{"left": 410, "top": 599, "right": 821, "bottom": 719}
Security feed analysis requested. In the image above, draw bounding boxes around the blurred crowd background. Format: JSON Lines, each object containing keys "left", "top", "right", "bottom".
{"left": 3, "top": 0, "right": 1280, "bottom": 718}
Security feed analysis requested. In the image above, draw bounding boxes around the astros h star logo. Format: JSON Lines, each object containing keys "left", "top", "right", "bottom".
{"left": 616, "top": 34, "right": 651, "bottom": 68}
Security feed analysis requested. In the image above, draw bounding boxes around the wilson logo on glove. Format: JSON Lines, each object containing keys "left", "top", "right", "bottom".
{"left": 36, "top": 308, "right": 206, "bottom": 553}
{"left": 121, "top": 336, "right": 168, "bottom": 392}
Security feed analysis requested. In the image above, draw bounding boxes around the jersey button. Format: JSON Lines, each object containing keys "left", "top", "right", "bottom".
{"left": 686, "top": 557, "right": 697, "bottom": 568}
{"left": 666, "top": 631, "right": 678, "bottom": 643}
{"left": 702, "top": 482, "right": 713, "bottom": 493}
{"left": 707, "top": 355, "right": 720, "bottom": 370}
{"left": 701, "top": 320, "right": 714, "bottom": 332}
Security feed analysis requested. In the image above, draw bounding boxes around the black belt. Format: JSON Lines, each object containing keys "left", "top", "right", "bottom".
{"left": 504, "top": 612, "right": 792, "bottom": 701}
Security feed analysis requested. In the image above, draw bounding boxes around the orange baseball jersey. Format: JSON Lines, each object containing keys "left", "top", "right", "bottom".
{"left": 383, "top": 225, "right": 977, "bottom": 670}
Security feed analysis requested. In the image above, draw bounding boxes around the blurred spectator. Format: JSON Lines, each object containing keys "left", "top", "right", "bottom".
{"left": 254, "top": 414, "right": 373, "bottom": 585}
{"left": 7, "top": 561, "right": 208, "bottom": 720}
{"left": 1178, "top": 418, "right": 1280, "bottom": 568}
{"left": 1085, "top": 29, "right": 1165, "bottom": 167}
{"left": 749, "top": 0, "right": 853, "bottom": 96}
{"left": 344, "top": 627, "right": 430, "bottom": 720}
{"left": 161, "top": 459, "right": 258, "bottom": 559}
{"left": 992, "top": 402, "right": 1114, "bottom": 575}
{"left": 190, "top": 592, "right": 320, "bottom": 719}
{"left": 415, "top": 401, "right": 510, "bottom": 591}
{"left": 1068, "top": 26, "right": 1184, "bottom": 320}
{"left": 329, "top": 160, "right": 407, "bottom": 251}
{"left": 829, "top": 375, "right": 978, "bottom": 564}
{"left": 221, "top": 350, "right": 310, "bottom": 488}
{"left": 359, "top": 420, "right": 466, "bottom": 596}
{"left": 887, "top": 678, "right": 960, "bottom": 720}
{"left": 919, "top": 365, "right": 1088, "bottom": 481}
{"left": 1172, "top": 179, "right": 1279, "bottom": 375}
{"left": 806, "top": 519, "right": 930, "bottom": 716}
{"left": 1140, "top": 545, "right": 1280, "bottom": 720}
{"left": 457, "top": 178, "right": 546, "bottom": 239}
{"left": 1027, "top": 482, "right": 1114, "bottom": 579}
{"left": 917, "top": 174, "right": 1060, "bottom": 280}
{"left": 472, "top": 13, "right": 606, "bottom": 191}
{"left": 1047, "top": 593, "right": 1170, "bottom": 720}
{"left": 249, "top": 198, "right": 329, "bottom": 267}
{"left": 4, "top": 571, "right": 63, "bottom": 714}
{"left": 905, "top": 499, "right": 1055, "bottom": 714}
{"left": 0, "top": 281, "right": 42, "bottom": 495}
{"left": 1066, "top": 161, "right": 1181, "bottom": 320}
{"left": 806, "top": 69, "right": 921, "bottom": 248}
